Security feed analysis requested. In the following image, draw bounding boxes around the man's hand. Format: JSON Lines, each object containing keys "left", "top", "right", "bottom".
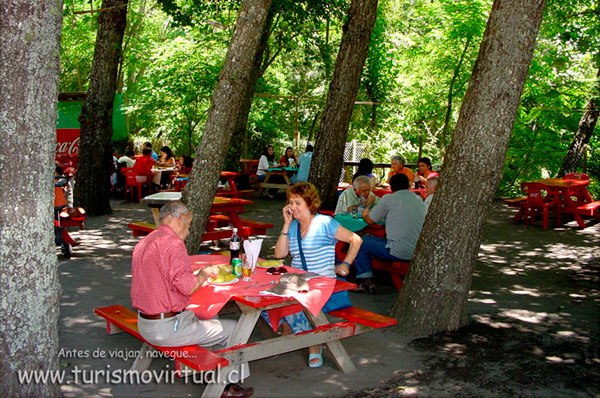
{"left": 362, "top": 208, "right": 374, "bottom": 224}
{"left": 365, "top": 195, "right": 375, "bottom": 207}
{"left": 198, "top": 265, "right": 220, "bottom": 280}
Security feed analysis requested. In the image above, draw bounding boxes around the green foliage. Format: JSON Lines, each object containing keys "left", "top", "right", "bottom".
{"left": 58, "top": 0, "right": 599, "bottom": 199}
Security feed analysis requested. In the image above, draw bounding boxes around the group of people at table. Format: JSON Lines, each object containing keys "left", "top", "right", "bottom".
{"left": 113, "top": 141, "right": 194, "bottom": 191}
{"left": 255, "top": 144, "right": 313, "bottom": 197}
{"left": 130, "top": 152, "right": 439, "bottom": 397}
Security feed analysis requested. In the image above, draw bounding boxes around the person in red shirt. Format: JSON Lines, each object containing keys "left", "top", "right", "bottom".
{"left": 279, "top": 147, "right": 297, "bottom": 167}
{"left": 415, "top": 156, "right": 439, "bottom": 188}
{"left": 131, "top": 201, "right": 252, "bottom": 393}
{"left": 132, "top": 148, "right": 165, "bottom": 191}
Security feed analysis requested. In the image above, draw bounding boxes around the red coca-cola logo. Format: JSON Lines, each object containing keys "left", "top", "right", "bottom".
{"left": 56, "top": 129, "right": 80, "bottom": 156}
{"left": 55, "top": 137, "right": 80, "bottom": 155}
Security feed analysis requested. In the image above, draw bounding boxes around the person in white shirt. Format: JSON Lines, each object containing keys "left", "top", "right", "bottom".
{"left": 424, "top": 176, "right": 438, "bottom": 215}
{"left": 257, "top": 145, "right": 282, "bottom": 198}
{"left": 118, "top": 150, "right": 135, "bottom": 168}
{"left": 334, "top": 176, "right": 379, "bottom": 215}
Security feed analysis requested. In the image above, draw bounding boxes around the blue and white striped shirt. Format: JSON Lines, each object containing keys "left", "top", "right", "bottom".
{"left": 288, "top": 214, "right": 339, "bottom": 278}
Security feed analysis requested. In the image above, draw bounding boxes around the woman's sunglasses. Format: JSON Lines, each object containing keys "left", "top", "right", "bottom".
{"left": 266, "top": 266, "right": 288, "bottom": 276}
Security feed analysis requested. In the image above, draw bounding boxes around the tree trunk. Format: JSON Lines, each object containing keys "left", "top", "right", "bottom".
{"left": 184, "top": 0, "right": 273, "bottom": 254}
{"left": 75, "top": 0, "right": 128, "bottom": 216}
{"left": 225, "top": 7, "right": 275, "bottom": 170}
{"left": 0, "top": 1, "right": 63, "bottom": 396}
{"left": 392, "top": 0, "right": 547, "bottom": 336}
{"left": 309, "top": 0, "right": 379, "bottom": 210}
{"left": 557, "top": 67, "right": 600, "bottom": 176}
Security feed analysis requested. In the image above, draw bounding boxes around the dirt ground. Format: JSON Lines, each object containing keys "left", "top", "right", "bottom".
{"left": 57, "top": 193, "right": 599, "bottom": 397}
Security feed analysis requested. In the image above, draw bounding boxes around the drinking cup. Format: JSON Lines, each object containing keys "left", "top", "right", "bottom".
{"left": 242, "top": 255, "right": 253, "bottom": 282}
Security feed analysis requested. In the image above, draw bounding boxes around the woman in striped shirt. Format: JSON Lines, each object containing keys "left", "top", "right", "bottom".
{"left": 273, "top": 182, "right": 362, "bottom": 367}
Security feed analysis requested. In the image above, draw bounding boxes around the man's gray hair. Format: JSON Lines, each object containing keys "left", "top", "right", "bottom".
{"left": 427, "top": 176, "right": 439, "bottom": 187}
{"left": 159, "top": 201, "right": 190, "bottom": 221}
{"left": 391, "top": 155, "right": 406, "bottom": 164}
{"left": 352, "top": 175, "right": 371, "bottom": 190}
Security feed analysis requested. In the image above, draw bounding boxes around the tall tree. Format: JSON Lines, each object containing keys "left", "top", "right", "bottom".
{"left": 183, "top": 0, "right": 273, "bottom": 254}
{"left": 558, "top": 66, "right": 600, "bottom": 176}
{"left": 392, "top": 0, "right": 547, "bottom": 336}
{"left": 309, "top": 0, "right": 379, "bottom": 209}
{"left": 226, "top": 6, "right": 275, "bottom": 169}
{"left": 75, "top": 0, "right": 128, "bottom": 216}
{"left": 0, "top": 0, "right": 63, "bottom": 395}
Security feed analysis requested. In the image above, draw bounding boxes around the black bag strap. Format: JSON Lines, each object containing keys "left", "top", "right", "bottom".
{"left": 296, "top": 222, "right": 308, "bottom": 271}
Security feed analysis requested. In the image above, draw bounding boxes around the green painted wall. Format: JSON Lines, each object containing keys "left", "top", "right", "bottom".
{"left": 56, "top": 94, "right": 127, "bottom": 141}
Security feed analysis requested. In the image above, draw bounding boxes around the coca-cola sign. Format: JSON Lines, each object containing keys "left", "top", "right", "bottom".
{"left": 56, "top": 128, "right": 80, "bottom": 156}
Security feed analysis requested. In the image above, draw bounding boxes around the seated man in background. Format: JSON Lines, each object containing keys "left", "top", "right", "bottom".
{"left": 424, "top": 176, "right": 438, "bottom": 215}
{"left": 354, "top": 174, "right": 425, "bottom": 294}
{"left": 334, "top": 175, "right": 379, "bottom": 215}
{"left": 385, "top": 155, "right": 414, "bottom": 186}
{"left": 131, "top": 201, "right": 252, "bottom": 394}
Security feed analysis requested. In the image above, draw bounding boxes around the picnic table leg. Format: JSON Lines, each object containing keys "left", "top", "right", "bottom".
{"left": 230, "top": 303, "right": 262, "bottom": 345}
{"left": 131, "top": 342, "right": 155, "bottom": 372}
{"left": 150, "top": 207, "right": 160, "bottom": 226}
{"left": 304, "top": 310, "right": 356, "bottom": 373}
{"left": 227, "top": 212, "right": 245, "bottom": 235}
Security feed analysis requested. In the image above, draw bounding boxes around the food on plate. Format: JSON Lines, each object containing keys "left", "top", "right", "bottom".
{"left": 210, "top": 274, "right": 238, "bottom": 283}
{"left": 257, "top": 260, "right": 282, "bottom": 268}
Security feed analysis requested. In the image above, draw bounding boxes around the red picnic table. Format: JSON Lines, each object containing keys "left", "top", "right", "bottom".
{"left": 186, "top": 254, "right": 393, "bottom": 397}
{"left": 533, "top": 178, "right": 597, "bottom": 228}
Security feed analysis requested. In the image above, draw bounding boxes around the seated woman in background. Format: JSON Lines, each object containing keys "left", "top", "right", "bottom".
{"left": 352, "top": 158, "right": 378, "bottom": 189}
{"left": 385, "top": 155, "right": 414, "bottom": 186}
{"left": 279, "top": 147, "right": 298, "bottom": 167}
{"left": 257, "top": 144, "right": 282, "bottom": 198}
{"left": 159, "top": 146, "right": 176, "bottom": 166}
{"left": 415, "top": 156, "right": 439, "bottom": 188}
{"left": 273, "top": 182, "right": 362, "bottom": 367}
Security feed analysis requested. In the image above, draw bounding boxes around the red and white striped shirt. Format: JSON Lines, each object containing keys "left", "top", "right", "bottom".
{"left": 131, "top": 225, "right": 197, "bottom": 315}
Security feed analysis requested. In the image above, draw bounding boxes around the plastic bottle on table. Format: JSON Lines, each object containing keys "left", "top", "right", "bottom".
{"left": 230, "top": 228, "right": 240, "bottom": 261}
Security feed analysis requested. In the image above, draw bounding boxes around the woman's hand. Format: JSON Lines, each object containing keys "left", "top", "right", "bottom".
{"left": 335, "top": 263, "right": 349, "bottom": 277}
{"left": 282, "top": 204, "right": 294, "bottom": 225}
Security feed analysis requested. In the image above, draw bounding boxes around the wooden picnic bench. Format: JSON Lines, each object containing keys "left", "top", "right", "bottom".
{"left": 94, "top": 305, "right": 228, "bottom": 375}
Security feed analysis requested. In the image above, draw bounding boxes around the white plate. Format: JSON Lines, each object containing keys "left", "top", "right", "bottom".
{"left": 207, "top": 277, "right": 239, "bottom": 285}
{"left": 256, "top": 260, "right": 282, "bottom": 268}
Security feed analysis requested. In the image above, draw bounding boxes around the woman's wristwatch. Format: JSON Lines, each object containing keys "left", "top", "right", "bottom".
{"left": 280, "top": 231, "right": 289, "bottom": 236}
{"left": 340, "top": 261, "right": 351, "bottom": 267}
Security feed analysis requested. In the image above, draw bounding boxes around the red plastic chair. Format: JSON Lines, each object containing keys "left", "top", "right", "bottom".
{"left": 564, "top": 173, "right": 590, "bottom": 180}
{"left": 121, "top": 168, "right": 152, "bottom": 202}
{"left": 521, "top": 182, "right": 559, "bottom": 230}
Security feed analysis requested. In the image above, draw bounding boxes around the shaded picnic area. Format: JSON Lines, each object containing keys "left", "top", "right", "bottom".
{"left": 58, "top": 195, "right": 599, "bottom": 397}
